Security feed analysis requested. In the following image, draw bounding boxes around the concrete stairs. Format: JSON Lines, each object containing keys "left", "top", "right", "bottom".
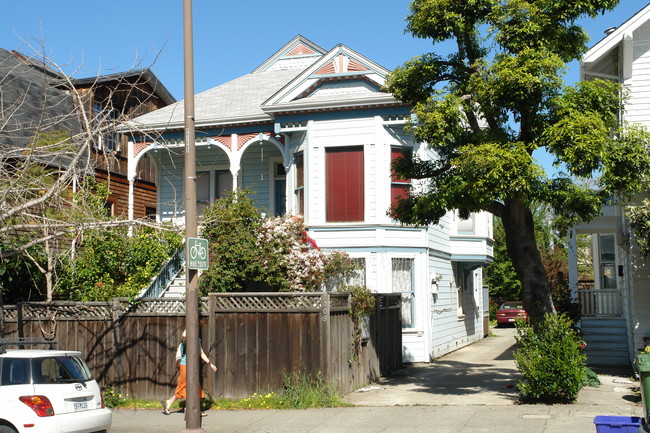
{"left": 580, "top": 317, "right": 630, "bottom": 367}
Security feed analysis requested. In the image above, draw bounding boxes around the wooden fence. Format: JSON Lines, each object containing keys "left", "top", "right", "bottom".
{"left": 1, "top": 292, "right": 402, "bottom": 400}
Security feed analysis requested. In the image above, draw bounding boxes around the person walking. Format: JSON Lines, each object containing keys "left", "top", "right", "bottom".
{"left": 162, "top": 329, "right": 217, "bottom": 416}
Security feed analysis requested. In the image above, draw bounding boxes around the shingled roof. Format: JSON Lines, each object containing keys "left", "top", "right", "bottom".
{"left": 0, "top": 48, "right": 80, "bottom": 152}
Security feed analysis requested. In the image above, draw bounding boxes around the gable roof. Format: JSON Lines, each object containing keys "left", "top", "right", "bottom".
{"left": 129, "top": 35, "right": 402, "bottom": 132}
{"left": 582, "top": 3, "right": 650, "bottom": 64}
{"left": 0, "top": 48, "right": 79, "bottom": 151}
{"left": 68, "top": 69, "right": 176, "bottom": 106}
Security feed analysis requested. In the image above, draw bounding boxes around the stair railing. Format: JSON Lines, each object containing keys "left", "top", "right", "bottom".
{"left": 138, "top": 246, "right": 186, "bottom": 299}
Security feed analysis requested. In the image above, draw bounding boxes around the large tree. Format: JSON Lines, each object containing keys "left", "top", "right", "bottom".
{"left": 386, "top": 0, "right": 650, "bottom": 325}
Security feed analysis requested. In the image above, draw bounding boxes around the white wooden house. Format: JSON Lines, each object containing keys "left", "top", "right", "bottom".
{"left": 126, "top": 35, "right": 493, "bottom": 363}
{"left": 568, "top": 4, "right": 650, "bottom": 366}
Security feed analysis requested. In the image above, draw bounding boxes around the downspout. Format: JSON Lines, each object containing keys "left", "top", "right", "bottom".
{"left": 127, "top": 139, "right": 135, "bottom": 236}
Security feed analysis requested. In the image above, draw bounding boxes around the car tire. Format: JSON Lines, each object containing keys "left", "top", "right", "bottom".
{"left": 0, "top": 425, "right": 18, "bottom": 433}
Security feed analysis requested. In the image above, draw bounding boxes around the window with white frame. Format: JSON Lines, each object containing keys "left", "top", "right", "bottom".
{"left": 392, "top": 258, "right": 415, "bottom": 327}
{"left": 457, "top": 212, "right": 476, "bottom": 234}
{"left": 92, "top": 101, "right": 118, "bottom": 152}
{"left": 454, "top": 262, "right": 466, "bottom": 316}
{"left": 600, "top": 235, "right": 617, "bottom": 289}
{"left": 294, "top": 152, "right": 304, "bottom": 216}
{"left": 196, "top": 169, "right": 233, "bottom": 216}
{"left": 271, "top": 159, "right": 286, "bottom": 216}
{"left": 326, "top": 146, "right": 364, "bottom": 222}
{"left": 390, "top": 147, "right": 412, "bottom": 209}
{"left": 325, "top": 257, "right": 366, "bottom": 291}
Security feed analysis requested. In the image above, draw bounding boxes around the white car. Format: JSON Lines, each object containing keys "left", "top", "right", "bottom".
{"left": 0, "top": 349, "right": 112, "bottom": 433}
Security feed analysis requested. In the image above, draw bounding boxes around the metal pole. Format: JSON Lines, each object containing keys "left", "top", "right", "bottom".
{"left": 182, "top": 0, "right": 203, "bottom": 431}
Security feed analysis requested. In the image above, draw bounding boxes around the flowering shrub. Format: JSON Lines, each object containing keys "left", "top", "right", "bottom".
{"left": 257, "top": 215, "right": 355, "bottom": 291}
{"left": 200, "top": 189, "right": 355, "bottom": 293}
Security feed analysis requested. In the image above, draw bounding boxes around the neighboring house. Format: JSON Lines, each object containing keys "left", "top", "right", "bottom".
{"left": 0, "top": 48, "right": 175, "bottom": 220}
{"left": 128, "top": 35, "right": 493, "bottom": 363}
{"left": 568, "top": 4, "right": 650, "bottom": 366}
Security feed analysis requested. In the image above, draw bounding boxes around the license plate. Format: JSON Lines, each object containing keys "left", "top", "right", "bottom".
{"left": 73, "top": 402, "right": 88, "bottom": 411}
{"left": 508, "top": 318, "right": 515, "bottom": 322}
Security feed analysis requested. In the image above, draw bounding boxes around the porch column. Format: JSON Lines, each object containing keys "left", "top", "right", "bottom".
{"left": 567, "top": 227, "right": 579, "bottom": 302}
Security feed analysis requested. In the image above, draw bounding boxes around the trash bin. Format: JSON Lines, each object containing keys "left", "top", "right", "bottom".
{"left": 637, "top": 353, "right": 650, "bottom": 423}
{"left": 593, "top": 416, "right": 642, "bottom": 433}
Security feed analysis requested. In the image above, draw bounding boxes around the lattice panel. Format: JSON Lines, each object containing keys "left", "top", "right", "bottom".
{"left": 211, "top": 294, "right": 325, "bottom": 312}
{"left": 21, "top": 303, "right": 113, "bottom": 320}
{"left": 125, "top": 299, "right": 188, "bottom": 315}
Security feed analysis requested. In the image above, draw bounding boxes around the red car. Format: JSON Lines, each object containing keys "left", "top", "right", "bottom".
{"left": 496, "top": 301, "right": 528, "bottom": 326}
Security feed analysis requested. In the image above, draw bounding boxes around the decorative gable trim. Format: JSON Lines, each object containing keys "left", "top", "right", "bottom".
{"left": 287, "top": 43, "right": 317, "bottom": 56}
{"left": 315, "top": 54, "right": 369, "bottom": 75}
{"left": 252, "top": 35, "right": 326, "bottom": 73}
{"left": 262, "top": 44, "right": 392, "bottom": 108}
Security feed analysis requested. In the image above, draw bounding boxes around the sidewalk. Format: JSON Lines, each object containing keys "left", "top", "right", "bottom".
{"left": 110, "top": 327, "right": 646, "bottom": 432}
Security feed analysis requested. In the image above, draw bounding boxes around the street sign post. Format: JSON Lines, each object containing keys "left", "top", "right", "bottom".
{"left": 187, "top": 237, "right": 208, "bottom": 270}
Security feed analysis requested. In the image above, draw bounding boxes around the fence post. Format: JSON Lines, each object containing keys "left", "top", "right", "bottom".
{"left": 207, "top": 293, "right": 217, "bottom": 393}
{"left": 319, "top": 292, "right": 330, "bottom": 380}
{"left": 17, "top": 302, "right": 24, "bottom": 348}
{"left": 111, "top": 298, "right": 125, "bottom": 388}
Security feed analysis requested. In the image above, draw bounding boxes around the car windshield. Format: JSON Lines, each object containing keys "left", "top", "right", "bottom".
{"left": 500, "top": 302, "right": 524, "bottom": 310}
{"left": 32, "top": 355, "right": 93, "bottom": 384}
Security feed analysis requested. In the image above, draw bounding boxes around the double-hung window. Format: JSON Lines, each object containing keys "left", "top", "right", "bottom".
{"left": 326, "top": 146, "right": 364, "bottom": 222}
{"left": 294, "top": 153, "right": 304, "bottom": 216}
{"left": 196, "top": 170, "right": 233, "bottom": 216}
{"left": 390, "top": 147, "right": 412, "bottom": 208}
{"left": 92, "top": 101, "right": 118, "bottom": 152}
{"left": 392, "top": 258, "right": 415, "bottom": 327}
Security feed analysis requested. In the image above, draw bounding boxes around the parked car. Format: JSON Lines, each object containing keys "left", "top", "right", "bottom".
{"left": 0, "top": 349, "right": 112, "bottom": 433}
{"left": 496, "top": 301, "right": 528, "bottom": 326}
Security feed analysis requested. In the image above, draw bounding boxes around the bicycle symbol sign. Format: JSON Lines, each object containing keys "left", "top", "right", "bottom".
{"left": 187, "top": 238, "right": 209, "bottom": 270}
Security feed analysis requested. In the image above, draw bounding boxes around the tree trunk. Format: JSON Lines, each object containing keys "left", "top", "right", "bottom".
{"left": 501, "top": 198, "right": 555, "bottom": 326}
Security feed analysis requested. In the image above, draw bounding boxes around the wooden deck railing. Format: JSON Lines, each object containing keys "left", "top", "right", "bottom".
{"left": 577, "top": 281, "right": 622, "bottom": 316}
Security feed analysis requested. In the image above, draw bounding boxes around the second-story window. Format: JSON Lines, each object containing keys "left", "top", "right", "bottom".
{"left": 390, "top": 147, "right": 412, "bottom": 209}
{"left": 326, "top": 146, "right": 364, "bottom": 222}
{"left": 93, "top": 101, "right": 118, "bottom": 152}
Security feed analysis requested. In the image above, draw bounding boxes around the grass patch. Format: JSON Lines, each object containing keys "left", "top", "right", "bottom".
{"left": 104, "top": 371, "right": 351, "bottom": 411}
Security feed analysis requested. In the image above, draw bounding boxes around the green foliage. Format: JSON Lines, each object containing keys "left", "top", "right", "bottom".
{"left": 279, "top": 371, "right": 347, "bottom": 409}
{"left": 485, "top": 218, "right": 521, "bottom": 301}
{"left": 58, "top": 226, "right": 183, "bottom": 301}
{"left": 199, "top": 189, "right": 356, "bottom": 294}
{"left": 386, "top": 0, "right": 650, "bottom": 324}
{"left": 342, "top": 285, "right": 376, "bottom": 361}
{"left": 514, "top": 313, "right": 587, "bottom": 403}
{"left": 102, "top": 385, "right": 127, "bottom": 408}
{"left": 627, "top": 200, "right": 650, "bottom": 259}
{"left": 0, "top": 238, "right": 46, "bottom": 303}
{"left": 199, "top": 189, "right": 264, "bottom": 293}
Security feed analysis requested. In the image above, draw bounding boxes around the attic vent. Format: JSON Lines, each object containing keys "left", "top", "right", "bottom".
{"left": 605, "top": 27, "right": 617, "bottom": 35}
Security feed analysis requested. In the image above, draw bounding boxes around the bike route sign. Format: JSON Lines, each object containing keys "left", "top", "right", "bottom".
{"left": 187, "top": 237, "right": 209, "bottom": 270}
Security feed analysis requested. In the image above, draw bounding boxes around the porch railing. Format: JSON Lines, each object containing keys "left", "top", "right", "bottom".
{"left": 578, "top": 288, "right": 622, "bottom": 316}
{"left": 138, "top": 247, "right": 186, "bottom": 299}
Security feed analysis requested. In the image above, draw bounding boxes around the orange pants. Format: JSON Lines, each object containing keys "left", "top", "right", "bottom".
{"left": 174, "top": 365, "right": 205, "bottom": 399}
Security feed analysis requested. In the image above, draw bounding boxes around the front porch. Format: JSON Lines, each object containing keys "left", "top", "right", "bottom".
{"left": 568, "top": 210, "right": 632, "bottom": 366}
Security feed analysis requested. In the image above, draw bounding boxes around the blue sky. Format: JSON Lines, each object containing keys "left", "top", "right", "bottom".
{"left": 3, "top": 1, "right": 648, "bottom": 101}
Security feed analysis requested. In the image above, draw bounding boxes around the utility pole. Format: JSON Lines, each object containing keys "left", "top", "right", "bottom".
{"left": 182, "top": 0, "right": 203, "bottom": 431}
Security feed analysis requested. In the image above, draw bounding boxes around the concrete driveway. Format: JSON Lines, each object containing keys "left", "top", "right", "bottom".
{"left": 345, "top": 326, "right": 522, "bottom": 406}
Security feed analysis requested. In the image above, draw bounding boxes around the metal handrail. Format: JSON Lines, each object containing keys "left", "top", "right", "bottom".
{"left": 137, "top": 247, "right": 186, "bottom": 299}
